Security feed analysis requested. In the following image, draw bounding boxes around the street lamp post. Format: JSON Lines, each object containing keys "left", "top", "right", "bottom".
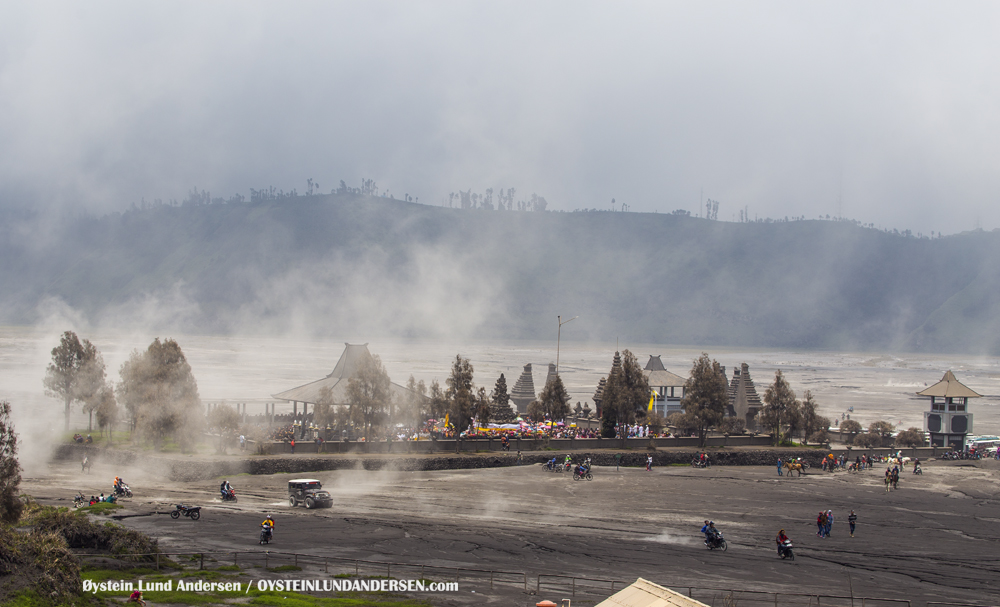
{"left": 556, "top": 315, "right": 578, "bottom": 376}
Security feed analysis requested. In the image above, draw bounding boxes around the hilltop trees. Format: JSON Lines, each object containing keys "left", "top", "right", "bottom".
{"left": 44, "top": 331, "right": 106, "bottom": 431}
{"left": 346, "top": 354, "right": 392, "bottom": 440}
{"left": 0, "top": 401, "right": 22, "bottom": 523}
{"left": 117, "top": 338, "right": 202, "bottom": 451}
{"left": 679, "top": 354, "right": 728, "bottom": 447}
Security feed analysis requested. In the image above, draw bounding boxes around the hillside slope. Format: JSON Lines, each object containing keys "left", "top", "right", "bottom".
{"left": 2, "top": 195, "right": 998, "bottom": 353}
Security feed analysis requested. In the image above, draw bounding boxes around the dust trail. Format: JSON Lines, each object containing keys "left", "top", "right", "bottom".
{"left": 643, "top": 529, "right": 697, "bottom": 545}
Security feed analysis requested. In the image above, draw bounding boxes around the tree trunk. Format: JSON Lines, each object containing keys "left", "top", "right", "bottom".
{"left": 88, "top": 410, "right": 93, "bottom": 432}
{"left": 65, "top": 396, "right": 71, "bottom": 432}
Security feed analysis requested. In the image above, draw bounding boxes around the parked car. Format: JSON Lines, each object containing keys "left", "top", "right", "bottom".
{"left": 287, "top": 478, "right": 333, "bottom": 509}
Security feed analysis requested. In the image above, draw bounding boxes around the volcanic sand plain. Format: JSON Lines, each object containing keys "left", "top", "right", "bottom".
{"left": 23, "top": 457, "right": 1000, "bottom": 606}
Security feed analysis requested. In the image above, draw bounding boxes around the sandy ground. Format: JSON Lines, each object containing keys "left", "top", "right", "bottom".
{"left": 23, "top": 458, "right": 1000, "bottom": 606}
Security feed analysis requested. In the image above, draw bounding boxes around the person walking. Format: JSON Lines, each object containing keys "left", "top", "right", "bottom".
{"left": 646, "top": 455, "right": 653, "bottom": 471}
{"left": 825, "top": 510, "right": 834, "bottom": 537}
{"left": 848, "top": 510, "right": 857, "bottom": 537}
{"left": 615, "top": 453, "right": 622, "bottom": 471}
{"left": 777, "top": 458, "right": 783, "bottom": 476}
{"left": 290, "top": 438, "right": 295, "bottom": 454}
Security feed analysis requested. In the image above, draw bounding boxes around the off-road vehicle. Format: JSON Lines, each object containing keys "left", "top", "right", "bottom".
{"left": 287, "top": 478, "right": 333, "bottom": 509}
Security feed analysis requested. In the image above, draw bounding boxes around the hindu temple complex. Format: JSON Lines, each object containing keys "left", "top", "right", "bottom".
{"left": 726, "top": 362, "right": 763, "bottom": 431}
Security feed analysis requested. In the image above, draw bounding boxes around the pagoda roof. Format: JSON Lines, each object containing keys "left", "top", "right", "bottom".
{"left": 916, "top": 371, "right": 982, "bottom": 399}
{"left": 272, "top": 343, "right": 415, "bottom": 405}
{"left": 643, "top": 356, "right": 686, "bottom": 387}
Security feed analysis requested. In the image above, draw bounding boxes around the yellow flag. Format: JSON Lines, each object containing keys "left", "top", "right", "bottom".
{"left": 444, "top": 413, "right": 450, "bottom": 428}
{"left": 648, "top": 391, "right": 657, "bottom": 412}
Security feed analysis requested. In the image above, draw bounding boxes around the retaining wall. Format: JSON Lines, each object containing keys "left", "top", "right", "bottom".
{"left": 55, "top": 444, "right": 948, "bottom": 483}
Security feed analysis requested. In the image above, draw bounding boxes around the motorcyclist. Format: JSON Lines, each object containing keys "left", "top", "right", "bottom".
{"left": 220, "top": 479, "right": 233, "bottom": 499}
{"left": 261, "top": 514, "right": 275, "bottom": 540}
{"left": 776, "top": 529, "right": 790, "bottom": 555}
{"left": 700, "top": 520, "right": 716, "bottom": 544}
{"left": 913, "top": 458, "right": 921, "bottom": 473}
{"left": 547, "top": 457, "right": 557, "bottom": 471}
{"left": 563, "top": 454, "right": 573, "bottom": 469}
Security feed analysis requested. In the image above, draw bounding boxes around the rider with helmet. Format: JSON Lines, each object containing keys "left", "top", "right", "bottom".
{"left": 261, "top": 514, "right": 275, "bottom": 540}
{"left": 220, "top": 479, "right": 233, "bottom": 499}
{"left": 701, "top": 520, "right": 720, "bottom": 545}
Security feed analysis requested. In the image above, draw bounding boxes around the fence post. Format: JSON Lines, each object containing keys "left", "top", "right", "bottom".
{"left": 523, "top": 572, "right": 527, "bottom": 592}
{"left": 356, "top": 561, "right": 359, "bottom": 576}
{"left": 611, "top": 580, "right": 615, "bottom": 593}
{"left": 200, "top": 553, "right": 204, "bottom": 570}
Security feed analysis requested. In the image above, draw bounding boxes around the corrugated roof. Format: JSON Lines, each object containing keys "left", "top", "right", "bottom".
{"left": 272, "top": 343, "right": 415, "bottom": 405}
{"left": 595, "top": 578, "right": 711, "bottom": 607}
{"left": 916, "top": 370, "right": 982, "bottom": 399}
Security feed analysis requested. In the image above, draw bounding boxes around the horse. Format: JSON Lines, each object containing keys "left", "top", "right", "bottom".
{"left": 783, "top": 461, "right": 804, "bottom": 477}
{"left": 81, "top": 455, "right": 92, "bottom": 474}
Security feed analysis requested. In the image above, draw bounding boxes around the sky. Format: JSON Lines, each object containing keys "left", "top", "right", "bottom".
{"left": 1, "top": 2, "right": 998, "bottom": 235}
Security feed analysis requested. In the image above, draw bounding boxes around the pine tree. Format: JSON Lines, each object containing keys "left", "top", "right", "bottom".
{"left": 680, "top": 353, "right": 728, "bottom": 447}
{"left": 0, "top": 400, "right": 23, "bottom": 523}
{"left": 539, "top": 374, "right": 571, "bottom": 421}
{"left": 489, "top": 373, "right": 517, "bottom": 423}
{"left": 762, "top": 370, "right": 797, "bottom": 446}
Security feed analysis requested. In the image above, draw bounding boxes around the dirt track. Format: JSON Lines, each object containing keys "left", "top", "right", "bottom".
{"left": 24, "top": 458, "right": 1000, "bottom": 606}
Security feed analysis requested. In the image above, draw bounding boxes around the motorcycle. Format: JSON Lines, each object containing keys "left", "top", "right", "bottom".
{"left": 913, "top": 465, "right": 923, "bottom": 475}
{"left": 260, "top": 524, "right": 273, "bottom": 545}
{"left": 170, "top": 504, "right": 201, "bottom": 520}
{"left": 114, "top": 483, "right": 133, "bottom": 499}
{"left": 221, "top": 488, "right": 238, "bottom": 502}
{"left": 705, "top": 532, "right": 727, "bottom": 551}
{"left": 573, "top": 466, "right": 593, "bottom": 481}
{"left": 562, "top": 461, "right": 573, "bottom": 472}
{"left": 73, "top": 493, "right": 86, "bottom": 508}
{"left": 778, "top": 539, "right": 795, "bottom": 560}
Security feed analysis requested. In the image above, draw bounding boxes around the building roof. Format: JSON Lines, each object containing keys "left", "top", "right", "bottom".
{"left": 644, "top": 356, "right": 687, "bottom": 388}
{"left": 916, "top": 370, "right": 982, "bottom": 399}
{"left": 594, "top": 578, "right": 711, "bottom": 607}
{"left": 271, "top": 343, "right": 416, "bottom": 405}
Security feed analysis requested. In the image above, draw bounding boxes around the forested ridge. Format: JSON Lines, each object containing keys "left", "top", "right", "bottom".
{"left": 2, "top": 194, "right": 999, "bottom": 354}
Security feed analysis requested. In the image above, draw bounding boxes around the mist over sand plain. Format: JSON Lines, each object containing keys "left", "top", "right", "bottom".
{"left": 3, "top": 326, "right": 998, "bottom": 457}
